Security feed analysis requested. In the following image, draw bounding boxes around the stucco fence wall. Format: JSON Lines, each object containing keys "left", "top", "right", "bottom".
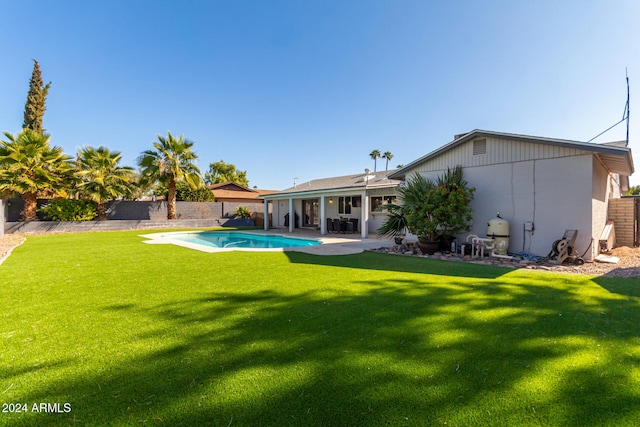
{"left": 5, "top": 199, "right": 269, "bottom": 222}
{"left": 0, "top": 199, "right": 5, "bottom": 238}
{"left": 4, "top": 199, "right": 272, "bottom": 234}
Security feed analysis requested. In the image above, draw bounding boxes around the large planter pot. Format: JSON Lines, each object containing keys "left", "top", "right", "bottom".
{"left": 417, "top": 240, "right": 440, "bottom": 255}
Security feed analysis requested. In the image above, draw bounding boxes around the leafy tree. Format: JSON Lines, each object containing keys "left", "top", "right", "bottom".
{"left": 177, "top": 183, "right": 215, "bottom": 202}
{"left": 383, "top": 151, "right": 393, "bottom": 171}
{"left": 76, "top": 146, "right": 136, "bottom": 220}
{"left": 624, "top": 185, "right": 640, "bottom": 196}
{"left": 0, "top": 129, "right": 73, "bottom": 220}
{"left": 23, "top": 59, "right": 51, "bottom": 134}
{"left": 137, "top": 132, "right": 203, "bottom": 220}
{"left": 128, "top": 170, "right": 155, "bottom": 200}
{"left": 369, "top": 149, "right": 381, "bottom": 172}
{"left": 204, "top": 160, "right": 249, "bottom": 187}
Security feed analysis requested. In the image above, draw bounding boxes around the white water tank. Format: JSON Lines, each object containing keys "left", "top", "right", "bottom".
{"left": 487, "top": 213, "right": 510, "bottom": 255}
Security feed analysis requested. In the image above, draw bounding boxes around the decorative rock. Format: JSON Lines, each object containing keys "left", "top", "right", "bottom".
{"left": 368, "top": 243, "right": 640, "bottom": 278}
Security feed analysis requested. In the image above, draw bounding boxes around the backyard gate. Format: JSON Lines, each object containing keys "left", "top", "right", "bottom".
{"left": 608, "top": 197, "right": 640, "bottom": 247}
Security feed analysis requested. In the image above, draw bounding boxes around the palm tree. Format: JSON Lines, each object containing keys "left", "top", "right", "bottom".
{"left": 137, "top": 132, "right": 203, "bottom": 220}
{"left": 0, "top": 129, "right": 73, "bottom": 221}
{"left": 383, "top": 151, "right": 393, "bottom": 170}
{"left": 76, "top": 146, "right": 135, "bottom": 220}
{"left": 369, "top": 149, "right": 381, "bottom": 172}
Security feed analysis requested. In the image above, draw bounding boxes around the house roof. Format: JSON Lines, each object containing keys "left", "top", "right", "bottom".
{"left": 208, "top": 182, "right": 278, "bottom": 200}
{"left": 388, "top": 129, "right": 634, "bottom": 179}
{"left": 261, "top": 170, "right": 401, "bottom": 199}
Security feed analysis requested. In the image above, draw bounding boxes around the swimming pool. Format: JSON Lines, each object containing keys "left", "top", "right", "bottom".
{"left": 142, "top": 231, "right": 321, "bottom": 252}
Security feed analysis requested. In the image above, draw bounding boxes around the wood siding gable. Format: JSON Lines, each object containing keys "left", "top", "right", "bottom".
{"left": 409, "top": 137, "right": 593, "bottom": 174}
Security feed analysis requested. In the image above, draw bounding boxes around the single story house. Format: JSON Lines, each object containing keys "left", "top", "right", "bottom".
{"left": 261, "top": 129, "right": 634, "bottom": 260}
{"left": 388, "top": 130, "right": 634, "bottom": 260}
{"left": 260, "top": 170, "right": 401, "bottom": 238}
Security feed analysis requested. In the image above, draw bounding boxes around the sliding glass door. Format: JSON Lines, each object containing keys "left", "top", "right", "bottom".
{"left": 302, "top": 199, "right": 319, "bottom": 227}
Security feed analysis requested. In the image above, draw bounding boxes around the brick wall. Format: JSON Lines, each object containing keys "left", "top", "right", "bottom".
{"left": 608, "top": 198, "right": 636, "bottom": 247}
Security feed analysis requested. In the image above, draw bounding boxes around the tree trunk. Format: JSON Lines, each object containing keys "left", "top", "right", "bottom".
{"left": 167, "top": 179, "right": 177, "bottom": 220}
{"left": 96, "top": 202, "right": 107, "bottom": 221}
{"left": 22, "top": 192, "right": 38, "bottom": 221}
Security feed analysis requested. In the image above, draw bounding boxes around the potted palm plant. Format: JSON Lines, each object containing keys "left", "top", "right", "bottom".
{"left": 395, "top": 172, "right": 440, "bottom": 254}
{"left": 377, "top": 202, "right": 407, "bottom": 244}
{"left": 384, "top": 167, "right": 475, "bottom": 255}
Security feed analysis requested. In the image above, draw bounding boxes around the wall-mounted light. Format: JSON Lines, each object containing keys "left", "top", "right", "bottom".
{"left": 329, "top": 198, "right": 334, "bottom": 204}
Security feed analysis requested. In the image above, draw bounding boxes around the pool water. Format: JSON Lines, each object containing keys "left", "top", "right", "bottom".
{"left": 170, "top": 232, "right": 320, "bottom": 249}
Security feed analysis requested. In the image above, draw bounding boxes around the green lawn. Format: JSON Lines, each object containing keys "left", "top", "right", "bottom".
{"left": 1, "top": 230, "right": 639, "bottom": 426}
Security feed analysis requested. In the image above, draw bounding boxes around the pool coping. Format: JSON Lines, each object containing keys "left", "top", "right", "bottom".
{"left": 140, "top": 229, "right": 395, "bottom": 255}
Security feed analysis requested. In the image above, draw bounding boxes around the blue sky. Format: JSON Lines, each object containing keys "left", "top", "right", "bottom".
{"left": 1, "top": 0, "right": 638, "bottom": 190}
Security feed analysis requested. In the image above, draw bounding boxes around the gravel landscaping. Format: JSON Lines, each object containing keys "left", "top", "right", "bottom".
{"left": 0, "top": 234, "right": 25, "bottom": 264}
{"left": 372, "top": 241, "right": 640, "bottom": 278}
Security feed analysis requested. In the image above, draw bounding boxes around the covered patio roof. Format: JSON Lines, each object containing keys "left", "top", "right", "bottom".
{"left": 261, "top": 170, "right": 402, "bottom": 200}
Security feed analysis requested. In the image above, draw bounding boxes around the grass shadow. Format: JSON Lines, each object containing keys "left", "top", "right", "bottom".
{"left": 4, "top": 232, "right": 640, "bottom": 425}
{"left": 591, "top": 273, "right": 640, "bottom": 298}
{"left": 284, "top": 250, "right": 512, "bottom": 279}
{"left": 7, "top": 272, "right": 640, "bottom": 426}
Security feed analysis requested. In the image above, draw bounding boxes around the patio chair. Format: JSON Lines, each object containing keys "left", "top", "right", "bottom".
{"left": 333, "top": 218, "right": 342, "bottom": 233}
{"left": 343, "top": 221, "right": 354, "bottom": 234}
{"left": 327, "top": 218, "right": 334, "bottom": 233}
{"left": 349, "top": 218, "right": 359, "bottom": 233}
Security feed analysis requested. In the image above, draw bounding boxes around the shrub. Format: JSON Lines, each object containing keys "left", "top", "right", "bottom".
{"left": 39, "top": 199, "right": 97, "bottom": 221}
{"left": 234, "top": 206, "right": 251, "bottom": 219}
{"left": 383, "top": 166, "right": 474, "bottom": 242}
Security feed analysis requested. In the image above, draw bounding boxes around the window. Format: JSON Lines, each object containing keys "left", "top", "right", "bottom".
{"left": 339, "top": 197, "right": 351, "bottom": 215}
{"left": 371, "top": 195, "right": 396, "bottom": 212}
{"left": 338, "top": 196, "right": 362, "bottom": 214}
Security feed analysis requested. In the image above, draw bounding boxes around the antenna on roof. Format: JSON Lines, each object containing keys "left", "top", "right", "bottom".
{"left": 625, "top": 68, "right": 630, "bottom": 146}
{"left": 587, "top": 71, "right": 631, "bottom": 143}
{"left": 293, "top": 177, "right": 298, "bottom": 188}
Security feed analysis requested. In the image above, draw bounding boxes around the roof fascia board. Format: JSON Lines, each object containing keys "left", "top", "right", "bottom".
{"left": 260, "top": 183, "right": 399, "bottom": 200}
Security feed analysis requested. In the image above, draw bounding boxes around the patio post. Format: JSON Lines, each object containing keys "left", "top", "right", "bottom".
{"left": 320, "top": 196, "right": 326, "bottom": 235}
{"left": 288, "top": 197, "right": 294, "bottom": 233}
{"left": 361, "top": 190, "right": 369, "bottom": 238}
{"left": 263, "top": 199, "right": 269, "bottom": 231}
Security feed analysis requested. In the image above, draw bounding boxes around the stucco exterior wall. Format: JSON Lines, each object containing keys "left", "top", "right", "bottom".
{"left": 405, "top": 154, "right": 595, "bottom": 258}
{"left": 591, "top": 157, "right": 616, "bottom": 257}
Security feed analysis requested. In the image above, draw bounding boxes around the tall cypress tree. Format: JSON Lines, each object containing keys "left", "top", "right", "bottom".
{"left": 22, "top": 59, "right": 51, "bottom": 134}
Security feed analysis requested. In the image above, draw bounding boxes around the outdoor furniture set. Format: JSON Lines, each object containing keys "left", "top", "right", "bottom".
{"left": 326, "top": 218, "right": 359, "bottom": 234}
